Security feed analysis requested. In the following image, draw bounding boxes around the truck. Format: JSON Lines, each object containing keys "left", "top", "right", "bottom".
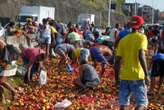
{"left": 0, "top": 25, "right": 5, "bottom": 37}
{"left": 77, "top": 14, "right": 95, "bottom": 25}
{"left": 17, "top": 5, "right": 55, "bottom": 25}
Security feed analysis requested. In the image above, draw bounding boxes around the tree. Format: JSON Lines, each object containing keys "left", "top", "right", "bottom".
{"left": 89, "top": 0, "right": 125, "bottom": 5}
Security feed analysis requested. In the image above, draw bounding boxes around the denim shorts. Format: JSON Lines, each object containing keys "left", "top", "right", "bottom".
{"left": 39, "top": 37, "right": 51, "bottom": 45}
{"left": 119, "top": 80, "right": 148, "bottom": 107}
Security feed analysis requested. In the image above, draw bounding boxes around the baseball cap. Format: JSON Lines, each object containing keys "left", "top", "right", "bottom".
{"left": 130, "top": 16, "right": 144, "bottom": 29}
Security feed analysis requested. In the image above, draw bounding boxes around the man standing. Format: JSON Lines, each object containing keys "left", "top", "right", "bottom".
{"left": 115, "top": 16, "right": 150, "bottom": 110}
{"left": 39, "top": 19, "right": 52, "bottom": 58}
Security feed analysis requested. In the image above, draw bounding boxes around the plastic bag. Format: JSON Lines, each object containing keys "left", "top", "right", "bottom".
{"left": 54, "top": 99, "right": 72, "bottom": 109}
{"left": 39, "top": 70, "right": 47, "bottom": 85}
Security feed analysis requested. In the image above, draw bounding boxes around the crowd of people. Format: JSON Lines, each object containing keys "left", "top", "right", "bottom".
{"left": 0, "top": 15, "right": 163, "bottom": 109}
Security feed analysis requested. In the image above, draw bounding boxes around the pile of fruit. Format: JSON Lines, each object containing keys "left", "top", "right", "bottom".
{"left": 1, "top": 58, "right": 163, "bottom": 110}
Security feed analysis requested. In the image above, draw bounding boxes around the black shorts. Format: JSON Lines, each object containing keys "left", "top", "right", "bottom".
{"left": 151, "top": 60, "right": 164, "bottom": 77}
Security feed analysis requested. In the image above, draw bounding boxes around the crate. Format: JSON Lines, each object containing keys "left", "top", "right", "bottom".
{"left": 17, "top": 65, "right": 27, "bottom": 76}
{"left": 0, "top": 65, "right": 17, "bottom": 76}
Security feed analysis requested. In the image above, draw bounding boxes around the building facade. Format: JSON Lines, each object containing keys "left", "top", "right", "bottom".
{"left": 123, "top": 3, "right": 160, "bottom": 24}
{"left": 138, "top": 5, "right": 160, "bottom": 23}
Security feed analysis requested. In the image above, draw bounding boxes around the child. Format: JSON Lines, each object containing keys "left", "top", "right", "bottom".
{"left": 74, "top": 59, "right": 100, "bottom": 90}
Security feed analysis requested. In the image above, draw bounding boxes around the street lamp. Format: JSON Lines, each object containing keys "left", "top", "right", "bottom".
{"left": 152, "top": 0, "right": 154, "bottom": 24}
{"left": 108, "top": 0, "right": 111, "bottom": 27}
{"left": 134, "top": 0, "right": 137, "bottom": 15}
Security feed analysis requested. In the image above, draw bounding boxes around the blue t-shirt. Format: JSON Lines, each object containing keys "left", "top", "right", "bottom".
{"left": 153, "top": 53, "right": 164, "bottom": 61}
{"left": 119, "top": 28, "right": 131, "bottom": 39}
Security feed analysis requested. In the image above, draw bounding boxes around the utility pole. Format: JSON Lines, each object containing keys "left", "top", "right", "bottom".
{"left": 152, "top": 0, "right": 154, "bottom": 24}
{"left": 134, "top": 0, "right": 137, "bottom": 15}
{"left": 108, "top": 0, "right": 111, "bottom": 27}
{"left": 99, "top": 12, "right": 102, "bottom": 27}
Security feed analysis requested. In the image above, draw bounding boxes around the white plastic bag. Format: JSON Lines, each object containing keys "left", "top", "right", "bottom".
{"left": 54, "top": 99, "right": 72, "bottom": 109}
{"left": 39, "top": 70, "right": 47, "bottom": 85}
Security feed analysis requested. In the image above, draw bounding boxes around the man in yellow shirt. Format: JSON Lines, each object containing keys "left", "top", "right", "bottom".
{"left": 115, "top": 16, "right": 150, "bottom": 110}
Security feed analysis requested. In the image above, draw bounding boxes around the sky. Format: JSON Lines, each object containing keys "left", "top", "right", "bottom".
{"left": 126, "top": 0, "right": 164, "bottom": 12}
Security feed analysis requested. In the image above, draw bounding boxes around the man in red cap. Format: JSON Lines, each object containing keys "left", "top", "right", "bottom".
{"left": 115, "top": 16, "right": 150, "bottom": 110}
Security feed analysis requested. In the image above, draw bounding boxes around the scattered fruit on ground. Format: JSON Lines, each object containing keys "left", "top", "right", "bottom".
{"left": 0, "top": 58, "right": 163, "bottom": 110}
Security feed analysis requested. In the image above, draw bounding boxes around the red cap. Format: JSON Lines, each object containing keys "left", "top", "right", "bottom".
{"left": 130, "top": 16, "right": 144, "bottom": 29}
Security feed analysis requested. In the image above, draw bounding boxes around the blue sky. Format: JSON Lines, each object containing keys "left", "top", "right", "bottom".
{"left": 126, "top": 0, "right": 164, "bottom": 11}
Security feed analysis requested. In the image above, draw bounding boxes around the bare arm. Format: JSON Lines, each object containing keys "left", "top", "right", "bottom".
{"left": 139, "top": 49, "right": 150, "bottom": 86}
{"left": 114, "top": 56, "right": 122, "bottom": 85}
{"left": 79, "top": 66, "right": 83, "bottom": 78}
{"left": 139, "top": 49, "right": 148, "bottom": 76}
{"left": 27, "top": 63, "right": 33, "bottom": 81}
{"left": 154, "top": 41, "right": 159, "bottom": 54}
{"left": 114, "top": 31, "right": 118, "bottom": 41}
{"left": 38, "top": 61, "right": 46, "bottom": 72}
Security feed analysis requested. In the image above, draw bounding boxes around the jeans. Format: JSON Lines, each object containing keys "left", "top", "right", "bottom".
{"left": 119, "top": 80, "right": 148, "bottom": 107}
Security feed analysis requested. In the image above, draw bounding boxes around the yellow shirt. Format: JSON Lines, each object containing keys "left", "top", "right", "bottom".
{"left": 51, "top": 26, "right": 58, "bottom": 33}
{"left": 72, "top": 48, "right": 81, "bottom": 58}
{"left": 116, "top": 32, "right": 148, "bottom": 80}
